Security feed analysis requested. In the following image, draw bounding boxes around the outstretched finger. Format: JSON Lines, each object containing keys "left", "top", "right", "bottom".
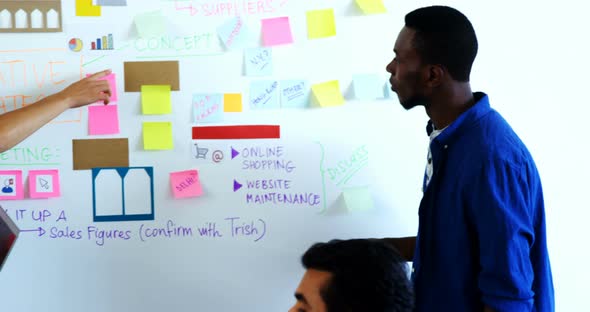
{"left": 87, "top": 69, "right": 112, "bottom": 81}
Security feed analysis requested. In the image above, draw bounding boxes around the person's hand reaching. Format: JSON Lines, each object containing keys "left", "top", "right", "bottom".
{"left": 57, "top": 69, "right": 113, "bottom": 108}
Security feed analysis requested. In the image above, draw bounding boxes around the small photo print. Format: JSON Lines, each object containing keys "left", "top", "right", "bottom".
{"left": 0, "top": 175, "right": 17, "bottom": 196}
{"left": 0, "top": 171, "right": 23, "bottom": 200}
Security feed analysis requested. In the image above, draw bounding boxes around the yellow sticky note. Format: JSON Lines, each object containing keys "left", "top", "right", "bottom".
{"left": 141, "top": 85, "right": 171, "bottom": 115}
{"left": 76, "top": 0, "right": 101, "bottom": 17}
{"left": 143, "top": 122, "right": 173, "bottom": 150}
{"left": 306, "top": 9, "right": 336, "bottom": 39}
{"left": 312, "top": 80, "right": 344, "bottom": 107}
{"left": 355, "top": 0, "right": 387, "bottom": 14}
{"left": 224, "top": 93, "right": 243, "bottom": 112}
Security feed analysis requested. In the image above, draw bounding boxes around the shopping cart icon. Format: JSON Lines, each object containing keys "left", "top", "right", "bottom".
{"left": 194, "top": 144, "right": 209, "bottom": 159}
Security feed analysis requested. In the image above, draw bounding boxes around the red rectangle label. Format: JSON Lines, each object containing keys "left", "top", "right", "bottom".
{"left": 192, "top": 125, "right": 280, "bottom": 140}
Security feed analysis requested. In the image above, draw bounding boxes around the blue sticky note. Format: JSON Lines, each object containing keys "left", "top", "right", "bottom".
{"left": 217, "top": 16, "right": 250, "bottom": 51}
{"left": 280, "top": 80, "right": 310, "bottom": 108}
{"left": 193, "top": 94, "right": 224, "bottom": 123}
{"left": 353, "top": 74, "right": 383, "bottom": 100}
{"left": 245, "top": 47, "right": 273, "bottom": 76}
{"left": 97, "top": 0, "right": 127, "bottom": 5}
{"left": 249, "top": 80, "right": 280, "bottom": 109}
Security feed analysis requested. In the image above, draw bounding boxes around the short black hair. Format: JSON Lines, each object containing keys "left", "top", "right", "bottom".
{"left": 405, "top": 6, "right": 478, "bottom": 82}
{"left": 301, "top": 239, "right": 414, "bottom": 312}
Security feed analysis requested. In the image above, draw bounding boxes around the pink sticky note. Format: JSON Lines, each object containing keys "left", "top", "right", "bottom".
{"left": 87, "top": 73, "right": 118, "bottom": 102}
{"left": 261, "top": 17, "right": 294, "bottom": 46}
{"left": 28, "top": 170, "right": 60, "bottom": 199}
{"left": 170, "top": 170, "right": 203, "bottom": 199}
{"left": 88, "top": 105, "right": 120, "bottom": 135}
{"left": 0, "top": 170, "right": 23, "bottom": 200}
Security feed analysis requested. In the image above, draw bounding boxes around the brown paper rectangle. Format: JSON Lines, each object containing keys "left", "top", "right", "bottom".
{"left": 0, "top": 1, "right": 63, "bottom": 33}
{"left": 72, "top": 138, "right": 129, "bottom": 170}
{"left": 124, "top": 61, "right": 180, "bottom": 92}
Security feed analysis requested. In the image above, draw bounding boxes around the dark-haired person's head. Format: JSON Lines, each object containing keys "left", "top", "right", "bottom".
{"left": 386, "top": 6, "right": 478, "bottom": 110}
{"left": 289, "top": 239, "right": 414, "bottom": 312}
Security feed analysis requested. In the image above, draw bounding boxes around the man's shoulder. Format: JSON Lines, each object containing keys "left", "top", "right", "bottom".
{"left": 449, "top": 110, "right": 538, "bottom": 181}
{"left": 470, "top": 110, "right": 533, "bottom": 162}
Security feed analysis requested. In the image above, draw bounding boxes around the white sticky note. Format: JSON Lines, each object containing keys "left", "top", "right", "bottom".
{"left": 245, "top": 47, "right": 273, "bottom": 76}
{"left": 280, "top": 80, "right": 310, "bottom": 108}
{"left": 217, "top": 16, "right": 250, "bottom": 50}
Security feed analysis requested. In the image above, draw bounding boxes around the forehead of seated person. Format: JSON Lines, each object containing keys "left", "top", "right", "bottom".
{"left": 289, "top": 268, "right": 331, "bottom": 312}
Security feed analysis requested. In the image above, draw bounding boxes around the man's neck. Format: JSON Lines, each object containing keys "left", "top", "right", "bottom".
{"left": 426, "top": 83, "right": 475, "bottom": 129}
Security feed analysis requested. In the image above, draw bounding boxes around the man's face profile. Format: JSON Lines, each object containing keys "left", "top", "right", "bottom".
{"left": 386, "top": 27, "right": 428, "bottom": 110}
{"left": 289, "top": 269, "right": 331, "bottom": 312}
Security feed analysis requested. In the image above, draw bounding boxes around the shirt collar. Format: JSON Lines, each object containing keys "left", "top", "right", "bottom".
{"left": 426, "top": 92, "right": 492, "bottom": 145}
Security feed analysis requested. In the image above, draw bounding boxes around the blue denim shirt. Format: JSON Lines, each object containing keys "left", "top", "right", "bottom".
{"left": 412, "top": 92, "right": 554, "bottom": 312}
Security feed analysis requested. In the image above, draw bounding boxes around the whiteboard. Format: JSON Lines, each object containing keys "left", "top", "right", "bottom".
{"left": 0, "top": 0, "right": 588, "bottom": 311}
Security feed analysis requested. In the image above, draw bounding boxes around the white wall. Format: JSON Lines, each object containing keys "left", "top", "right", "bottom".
{"left": 0, "top": 0, "right": 586, "bottom": 311}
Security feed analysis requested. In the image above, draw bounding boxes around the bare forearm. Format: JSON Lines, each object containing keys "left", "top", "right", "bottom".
{"left": 381, "top": 236, "right": 416, "bottom": 261}
{"left": 0, "top": 69, "right": 112, "bottom": 153}
{"left": 0, "top": 93, "right": 70, "bottom": 152}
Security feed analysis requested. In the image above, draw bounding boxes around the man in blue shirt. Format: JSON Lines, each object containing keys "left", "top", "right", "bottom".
{"left": 383, "top": 6, "right": 554, "bottom": 312}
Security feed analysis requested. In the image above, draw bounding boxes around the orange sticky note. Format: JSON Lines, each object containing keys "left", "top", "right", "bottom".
{"left": 224, "top": 93, "right": 243, "bottom": 112}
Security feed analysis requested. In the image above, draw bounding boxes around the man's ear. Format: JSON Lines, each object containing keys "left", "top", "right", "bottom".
{"left": 426, "top": 64, "right": 445, "bottom": 88}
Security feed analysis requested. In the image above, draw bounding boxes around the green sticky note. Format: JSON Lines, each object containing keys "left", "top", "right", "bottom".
{"left": 355, "top": 0, "right": 387, "bottom": 14}
{"left": 311, "top": 80, "right": 344, "bottom": 107}
{"left": 342, "top": 186, "right": 374, "bottom": 212}
{"left": 141, "top": 85, "right": 171, "bottom": 115}
{"left": 306, "top": 9, "right": 336, "bottom": 39}
{"left": 143, "top": 122, "right": 173, "bottom": 150}
{"left": 134, "top": 10, "right": 166, "bottom": 38}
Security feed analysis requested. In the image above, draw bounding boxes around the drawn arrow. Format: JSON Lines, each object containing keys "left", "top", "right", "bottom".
{"left": 39, "top": 178, "right": 50, "bottom": 189}
{"left": 233, "top": 179, "right": 243, "bottom": 192}
{"left": 231, "top": 147, "right": 239, "bottom": 159}
{"left": 20, "top": 227, "right": 46, "bottom": 237}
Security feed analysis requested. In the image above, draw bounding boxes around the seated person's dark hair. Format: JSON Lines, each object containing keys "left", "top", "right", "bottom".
{"left": 301, "top": 239, "right": 414, "bottom": 312}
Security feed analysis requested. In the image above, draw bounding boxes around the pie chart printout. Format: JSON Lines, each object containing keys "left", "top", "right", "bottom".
{"left": 68, "top": 38, "right": 83, "bottom": 52}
